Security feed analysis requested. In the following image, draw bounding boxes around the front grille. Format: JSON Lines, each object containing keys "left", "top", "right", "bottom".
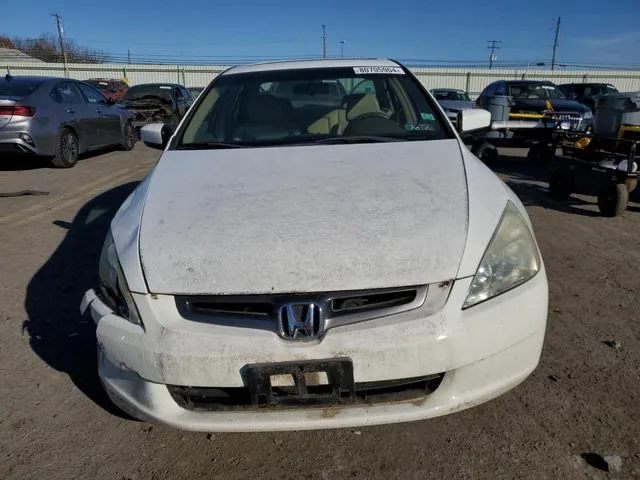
{"left": 167, "top": 373, "right": 445, "bottom": 411}
{"left": 548, "top": 112, "right": 581, "bottom": 121}
{"left": 176, "top": 285, "right": 427, "bottom": 334}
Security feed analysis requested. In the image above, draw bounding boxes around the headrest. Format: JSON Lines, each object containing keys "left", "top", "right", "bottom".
{"left": 239, "top": 94, "right": 292, "bottom": 123}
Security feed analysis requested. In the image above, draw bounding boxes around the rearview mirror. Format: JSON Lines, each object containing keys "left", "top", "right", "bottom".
{"left": 457, "top": 108, "right": 491, "bottom": 133}
{"left": 141, "top": 123, "right": 172, "bottom": 150}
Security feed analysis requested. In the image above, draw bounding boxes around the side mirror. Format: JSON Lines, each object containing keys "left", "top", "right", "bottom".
{"left": 457, "top": 108, "right": 491, "bottom": 133}
{"left": 141, "top": 123, "right": 173, "bottom": 150}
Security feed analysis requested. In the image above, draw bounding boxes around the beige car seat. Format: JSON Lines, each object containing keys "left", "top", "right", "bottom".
{"left": 307, "top": 93, "right": 381, "bottom": 135}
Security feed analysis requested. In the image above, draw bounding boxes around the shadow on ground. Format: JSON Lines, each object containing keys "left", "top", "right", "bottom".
{"left": 22, "top": 181, "right": 139, "bottom": 416}
{"left": 1, "top": 147, "right": 122, "bottom": 172}
{"left": 489, "top": 153, "right": 640, "bottom": 217}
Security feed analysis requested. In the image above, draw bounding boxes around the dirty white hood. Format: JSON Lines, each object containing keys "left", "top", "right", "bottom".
{"left": 139, "top": 139, "right": 469, "bottom": 295}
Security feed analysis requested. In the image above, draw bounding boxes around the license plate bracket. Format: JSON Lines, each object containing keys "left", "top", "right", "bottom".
{"left": 243, "top": 358, "right": 355, "bottom": 407}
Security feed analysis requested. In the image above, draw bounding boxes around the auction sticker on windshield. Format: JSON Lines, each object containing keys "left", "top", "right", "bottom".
{"left": 353, "top": 66, "right": 404, "bottom": 74}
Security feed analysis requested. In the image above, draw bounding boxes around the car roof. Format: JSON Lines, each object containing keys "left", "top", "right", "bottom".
{"left": 558, "top": 82, "right": 611, "bottom": 87}
{"left": 431, "top": 88, "right": 464, "bottom": 92}
{"left": 128, "top": 83, "right": 182, "bottom": 88}
{"left": 504, "top": 80, "right": 555, "bottom": 85}
{"left": 223, "top": 58, "right": 402, "bottom": 75}
{"left": 1, "top": 75, "right": 63, "bottom": 84}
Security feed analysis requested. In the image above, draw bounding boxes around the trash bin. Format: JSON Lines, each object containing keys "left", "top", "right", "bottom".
{"left": 483, "top": 95, "right": 513, "bottom": 139}
{"left": 594, "top": 92, "right": 640, "bottom": 138}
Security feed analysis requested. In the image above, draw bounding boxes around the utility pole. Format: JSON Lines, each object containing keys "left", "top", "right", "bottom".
{"left": 487, "top": 40, "right": 501, "bottom": 69}
{"left": 51, "top": 13, "right": 69, "bottom": 77}
{"left": 339, "top": 40, "right": 344, "bottom": 59}
{"left": 322, "top": 25, "right": 327, "bottom": 59}
{"left": 551, "top": 17, "right": 561, "bottom": 71}
{"left": 127, "top": 49, "right": 131, "bottom": 64}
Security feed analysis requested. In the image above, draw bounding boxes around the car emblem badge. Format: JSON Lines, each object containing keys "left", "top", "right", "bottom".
{"left": 277, "top": 303, "right": 323, "bottom": 340}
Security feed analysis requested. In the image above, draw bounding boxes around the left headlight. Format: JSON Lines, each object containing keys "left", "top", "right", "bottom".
{"left": 98, "top": 230, "right": 143, "bottom": 325}
{"left": 463, "top": 201, "right": 541, "bottom": 309}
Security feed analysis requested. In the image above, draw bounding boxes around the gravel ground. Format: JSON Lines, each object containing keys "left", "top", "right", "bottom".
{"left": 0, "top": 146, "right": 639, "bottom": 480}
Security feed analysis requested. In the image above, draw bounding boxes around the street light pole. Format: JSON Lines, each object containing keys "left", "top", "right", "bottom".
{"left": 322, "top": 25, "right": 327, "bottom": 59}
{"left": 339, "top": 41, "right": 344, "bottom": 59}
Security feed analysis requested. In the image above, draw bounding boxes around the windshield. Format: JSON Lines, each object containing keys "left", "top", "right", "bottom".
{"left": 177, "top": 67, "right": 450, "bottom": 148}
{"left": 122, "top": 84, "right": 173, "bottom": 103}
{"left": 509, "top": 83, "right": 566, "bottom": 100}
{"left": 433, "top": 90, "right": 470, "bottom": 102}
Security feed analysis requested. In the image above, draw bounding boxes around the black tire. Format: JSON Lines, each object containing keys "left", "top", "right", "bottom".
{"left": 51, "top": 128, "right": 79, "bottom": 168}
{"left": 527, "top": 143, "right": 554, "bottom": 166}
{"left": 597, "top": 182, "right": 628, "bottom": 217}
{"left": 549, "top": 167, "right": 575, "bottom": 201}
{"left": 120, "top": 122, "right": 136, "bottom": 151}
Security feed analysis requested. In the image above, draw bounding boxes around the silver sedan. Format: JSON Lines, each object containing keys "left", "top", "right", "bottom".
{"left": 0, "top": 75, "right": 136, "bottom": 167}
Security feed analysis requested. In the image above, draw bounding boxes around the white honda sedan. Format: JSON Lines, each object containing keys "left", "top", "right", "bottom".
{"left": 81, "top": 59, "right": 548, "bottom": 432}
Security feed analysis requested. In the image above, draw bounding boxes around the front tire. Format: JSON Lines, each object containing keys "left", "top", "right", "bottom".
{"left": 51, "top": 128, "right": 79, "bottom": 168}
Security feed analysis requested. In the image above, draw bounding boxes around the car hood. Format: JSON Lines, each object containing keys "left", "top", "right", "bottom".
{"left": 511, "top": 98, "right": 590, "bottom": 113}
{"left": 437, "top": 100, "right": 473, "bottom": 111}
{"left": 138, "top": 139, "right": 469, "bottom": 295}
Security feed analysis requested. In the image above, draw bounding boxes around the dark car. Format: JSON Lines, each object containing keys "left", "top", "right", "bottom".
{"left": 0, "top": 75, "right": 136, "bottom": 167}
{"left": 120, "top": 83, "right": 193, "bottom": 132}
{"left": 84, "top": 78, "right": 129, "bottom": 102}
{"left": 476, "top": 80, "right": 593, "bottom": 131}
{"left": 557, "top": 83, "right": 619, "bottom": 111}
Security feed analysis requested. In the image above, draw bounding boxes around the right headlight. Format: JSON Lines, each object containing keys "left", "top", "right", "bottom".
{"left": 463, "top": 201, "right": 541, "bottom": 309}
{"left": 98, "top": 230, "right": 143, "bottom": 325}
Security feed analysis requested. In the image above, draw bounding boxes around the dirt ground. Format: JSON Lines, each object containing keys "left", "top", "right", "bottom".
{"left": 1, "top": 145, "right": 639, "bottom": 480}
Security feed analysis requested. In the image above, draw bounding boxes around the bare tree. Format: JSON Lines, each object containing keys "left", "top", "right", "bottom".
{"left": 2, "top": 33, "right": 108, "bottom": 63}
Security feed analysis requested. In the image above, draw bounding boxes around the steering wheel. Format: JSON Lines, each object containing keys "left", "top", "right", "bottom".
{"left": 349, "top": 111, "right": 392, "bottom": 122}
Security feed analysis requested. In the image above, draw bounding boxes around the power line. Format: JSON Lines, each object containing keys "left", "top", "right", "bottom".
{"left": 551, "top": 17, "right": 561, "bottom": 71}
{"left": 487, "top": 40, "right": 501, "bottom": 69}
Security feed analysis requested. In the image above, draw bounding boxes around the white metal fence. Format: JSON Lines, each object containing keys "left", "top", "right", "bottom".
{"left": 4, "top": 62, "right": 640, "bottom": 97}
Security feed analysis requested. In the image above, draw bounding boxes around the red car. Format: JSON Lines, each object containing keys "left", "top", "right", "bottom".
{"left": 84, "top": 78, "right": 129, "bottom": 101}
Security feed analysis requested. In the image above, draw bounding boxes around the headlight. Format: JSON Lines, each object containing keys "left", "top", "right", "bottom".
{"left": 463, "top": 202, "right": 541, "bottom": 309}
{"left": 582, "top": 110, "right": 593, "bottom": 120}
{"left": 98, "top": 231, "right": 143, "bottom": 325}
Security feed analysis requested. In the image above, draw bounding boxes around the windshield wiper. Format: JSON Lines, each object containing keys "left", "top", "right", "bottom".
{"left": 313, "top": 135, "right": 403, "bottom": 145}
{"left": 175, "top": 142, "right": 247, "bottom": 150}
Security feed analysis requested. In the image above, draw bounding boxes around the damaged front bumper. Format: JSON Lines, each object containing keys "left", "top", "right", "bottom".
{"left": 81, "top": 270, "right": 548, "bottom": 432}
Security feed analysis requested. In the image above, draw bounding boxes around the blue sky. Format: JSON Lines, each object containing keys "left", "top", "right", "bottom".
{"left": 2, "top": 0, "right": 639, "bottom": 66}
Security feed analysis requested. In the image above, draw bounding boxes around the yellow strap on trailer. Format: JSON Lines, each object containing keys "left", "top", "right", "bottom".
{"left": 509, "top": 113, "right": 545, "bottom": 120}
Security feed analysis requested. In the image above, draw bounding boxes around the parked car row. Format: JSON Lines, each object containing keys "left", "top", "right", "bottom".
{"left": 430, "top": 80, "right": 620, "bottom": 132}
{"left": 0, "top": 73, "right": 205, "bottom": 167}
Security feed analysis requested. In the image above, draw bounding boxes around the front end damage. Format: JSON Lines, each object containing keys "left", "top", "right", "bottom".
{"left": 81, "top": 264, "right": 548, "bottom": 432}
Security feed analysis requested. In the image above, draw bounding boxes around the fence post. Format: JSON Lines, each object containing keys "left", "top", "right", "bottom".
{"left": 582, "top": 73, "right": 588, "bottom": 82}
{"left": 465, "top": 72, "right": 471, "bottom": 95}
{"left": 181, "top": 67, "right": 186, "bottom": 86}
